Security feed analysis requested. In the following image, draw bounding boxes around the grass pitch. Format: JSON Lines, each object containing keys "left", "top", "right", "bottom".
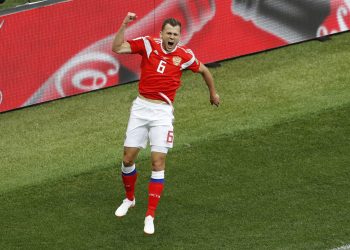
{"left": 0, "top": 0, "right": 43, "bottom": 10}
{"left": 1, "top": 32, "right": 350, "bottom": 249}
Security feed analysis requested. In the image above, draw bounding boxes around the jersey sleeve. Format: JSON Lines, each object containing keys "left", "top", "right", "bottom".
{"left": 187, "top": 57, "right": 200, "bottom": 72}
{"left": 127, "top": 37, "right": 145, "bottom": 55}
{"left": 180, "top": 48, "right": 200, "bottom": 73}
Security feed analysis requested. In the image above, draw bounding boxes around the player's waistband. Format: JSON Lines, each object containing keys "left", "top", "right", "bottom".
{"left": 138, "top": 94, "right": 166, "bottom": 104}
{"left": 135, "top": 95, "right": 174, "bottom": 113}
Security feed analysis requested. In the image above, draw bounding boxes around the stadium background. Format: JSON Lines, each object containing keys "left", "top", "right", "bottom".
{"left": 0, "top": 0, "right": 349, "bottom": 113}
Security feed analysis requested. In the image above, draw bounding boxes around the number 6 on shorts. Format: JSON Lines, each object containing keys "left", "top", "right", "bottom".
{"left": 166, "top": 131, "right": 174, "bottom": 143}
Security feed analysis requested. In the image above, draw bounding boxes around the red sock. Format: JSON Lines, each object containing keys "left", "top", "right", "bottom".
{"left": 122, "top": 170, "right": 137, "bottom": 201}
{"left": 146, "top": 180, "right": 164, "bottom": 218}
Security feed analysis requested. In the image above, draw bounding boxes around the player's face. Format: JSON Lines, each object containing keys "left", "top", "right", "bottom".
{"left": 160, "top": 24, "right": 181, "bottom": 52}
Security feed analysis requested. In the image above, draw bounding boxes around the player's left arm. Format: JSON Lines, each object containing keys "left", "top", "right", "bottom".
{"left": 197, "top": 63, "right": 220, "bottom": 107}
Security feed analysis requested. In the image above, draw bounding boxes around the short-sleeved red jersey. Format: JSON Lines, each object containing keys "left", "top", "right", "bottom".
{"left": 127, "top": 36, "right": 200, "bottom": 102}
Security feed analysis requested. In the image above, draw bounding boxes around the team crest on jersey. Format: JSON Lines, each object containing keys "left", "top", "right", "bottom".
{"left": 173, "top": 56, "right": 182, "bottom": 66}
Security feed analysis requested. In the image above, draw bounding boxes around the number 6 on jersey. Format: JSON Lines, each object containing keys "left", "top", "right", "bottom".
{"left": 157, "top": 60, "right": 167, "bottom": 74}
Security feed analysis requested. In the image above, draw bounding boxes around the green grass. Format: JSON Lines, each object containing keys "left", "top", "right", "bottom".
{"left": 1, "top": 32, "right": 350, "bottom": 249}
{"left": 0, "top": 0, "right": 41, "bottom": 10}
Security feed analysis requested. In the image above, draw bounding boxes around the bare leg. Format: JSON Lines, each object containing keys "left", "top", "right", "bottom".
{"left": 123, "top": 147, "right": 140, "bottom": 166}
{"left": 151, "top": 151, "right": 167, "bottom": 171}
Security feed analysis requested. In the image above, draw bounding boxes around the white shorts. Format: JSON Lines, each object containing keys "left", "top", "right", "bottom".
{"left": 124, "top": 97, "right": 174, "bottom": 154}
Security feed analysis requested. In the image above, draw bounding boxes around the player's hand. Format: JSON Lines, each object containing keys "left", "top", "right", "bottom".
{"left": 123, "top": 12, "right": 137, "bottom": 25}
{"left": 210, "top": 93, "right": 220, "bottom": 107}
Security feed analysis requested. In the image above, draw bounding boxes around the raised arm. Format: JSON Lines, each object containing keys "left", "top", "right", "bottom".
{"left": 198, "top": 63, "right": 220, "bottom": 107}
{"left": 112, "top": 12, "right": 137, "bottom": 54}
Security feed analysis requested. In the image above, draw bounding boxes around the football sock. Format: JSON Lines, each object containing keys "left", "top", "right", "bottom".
{"left": 146, "top": 170, "right": 165, "bottom": 218}
{"left": 121, "top": 163, "right": 137, "bottom": 201}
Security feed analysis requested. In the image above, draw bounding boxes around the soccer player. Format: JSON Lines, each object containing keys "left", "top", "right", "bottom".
{"left": 112, "top": 12, "right": 220, "bottom": 235}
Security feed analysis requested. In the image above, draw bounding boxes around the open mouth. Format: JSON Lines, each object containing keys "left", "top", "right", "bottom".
{"left": 168, "top": 41, "right": 174, "bottom": 47}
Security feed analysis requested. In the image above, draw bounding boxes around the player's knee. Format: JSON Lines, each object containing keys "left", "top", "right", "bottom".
{"left": 151, "top": 158, "right": 165, "bottom": 171}
{"left": 123, "top": 155, "right": 135, "bottom": 167}
{"left": 123, "top": 158, "right": 135, "bottom": 167}
{"left": 123, "top": 148, "right": 139, "bottom": 167}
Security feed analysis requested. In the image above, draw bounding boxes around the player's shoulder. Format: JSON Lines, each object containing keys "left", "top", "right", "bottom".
{"left": 143, "top": 36, "right": 161, "bottom": 45}
{"left": 152, "top": 37, "right": 162, "bottom": 44}
{"left": 131, "top": 35, "right": 155, "bottom": 42}
{"left": 176, "top": 44, "right": 196, "bottom": 58}
{"left": 130, "top": 36, "right": 160, "bottom": 50}
{"left": 140, "top": 36, "right": 162, "bottom": 48}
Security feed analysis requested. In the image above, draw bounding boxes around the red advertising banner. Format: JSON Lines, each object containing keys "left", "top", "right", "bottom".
{"left": 0, "top": 0, "right": 349, "bottom": 113}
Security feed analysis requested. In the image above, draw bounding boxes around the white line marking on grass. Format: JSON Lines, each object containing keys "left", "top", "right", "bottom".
{"left": 331, "top": 244, "right": 350, "bottom": 250}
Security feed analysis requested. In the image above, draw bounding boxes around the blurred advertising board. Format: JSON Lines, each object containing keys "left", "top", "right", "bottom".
{"left": 0, "top": 0, "right": 349, "bottom": 112}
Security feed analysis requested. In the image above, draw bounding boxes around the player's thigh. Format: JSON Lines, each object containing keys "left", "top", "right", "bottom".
{"left": 124, "top": 118, "right": 149, "bottom": 149}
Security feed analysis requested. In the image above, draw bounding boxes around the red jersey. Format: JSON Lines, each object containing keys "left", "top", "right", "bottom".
{"left": 128, "top": 36, "right": 200, "bottom": 102}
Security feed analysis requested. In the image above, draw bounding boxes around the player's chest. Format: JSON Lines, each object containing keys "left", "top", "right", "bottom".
{"left": 145, "top": 50, "right": 184, "bottom": 74}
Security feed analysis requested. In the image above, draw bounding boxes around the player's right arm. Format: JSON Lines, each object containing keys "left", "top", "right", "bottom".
{"left": 112, "top": 12, "right": 137, "bottom": 54}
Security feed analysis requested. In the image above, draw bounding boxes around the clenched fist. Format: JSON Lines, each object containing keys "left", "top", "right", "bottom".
{"left": 123, "top": 12, "right": 137, "bottom": 25}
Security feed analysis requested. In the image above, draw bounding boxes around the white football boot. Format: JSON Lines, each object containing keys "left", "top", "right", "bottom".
{"left": 115, "top": 198, "right": 135, "bottom": 217}
{"left": 144, "top": 215, "right": 155, "bottom": 235}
